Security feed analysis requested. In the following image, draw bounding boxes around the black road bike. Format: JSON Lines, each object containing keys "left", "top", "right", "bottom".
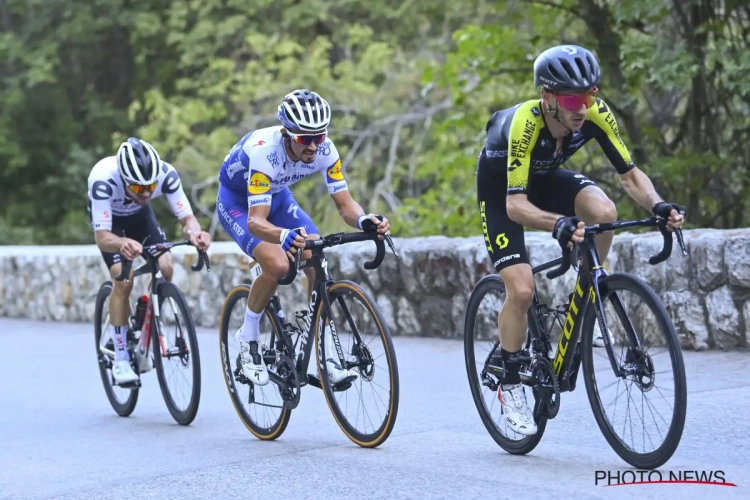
{"left": 464, "top": 215, "right": 689, "bottom": 469}
{"left": 94, "top": 240, "right": 210, "bottom": 425}
{"left": 219, "top": 229, "right": 400, "bottom": 448}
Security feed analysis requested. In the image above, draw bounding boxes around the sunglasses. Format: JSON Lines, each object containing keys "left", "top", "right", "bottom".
{"left": 553, "top": 86, "right": 599, "bottom": 112}
{"left": 128, "top": 181, "right": 157, "bottom": 195}
{"left": 287, "top": 130, "right": 327, "bottom": 146}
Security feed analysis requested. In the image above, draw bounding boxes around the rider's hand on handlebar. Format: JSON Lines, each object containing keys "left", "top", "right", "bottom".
{"left": 552, "top": 216, "right": 585, "bottom": 248}
{"left": 188, "top": 230, "right": 212, "bottom": 251}
{"left": 120, "top": 238, "right": 143, "bottom": 260}
{"left": 652, "top": 202, "right": 686, "bottom": 232}
{"left": 360, "top": 214, "right": 390, "bottom": 240}
{"left": 280, "top": 227, "right": 307, "bottom": 260}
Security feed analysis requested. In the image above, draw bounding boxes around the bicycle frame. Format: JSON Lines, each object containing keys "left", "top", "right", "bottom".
{"left": 114, "top": 241, "right": 210, "bottom": 363}
{"left": 527, "top": 216, "right": 687, "bottom": 393}
{"left": 261, "top": 230, "right": 392, "bottom": 389}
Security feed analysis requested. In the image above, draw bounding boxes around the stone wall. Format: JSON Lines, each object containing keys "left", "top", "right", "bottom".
{"left": 1, "top": 228, "right": 749, "bottom": 350}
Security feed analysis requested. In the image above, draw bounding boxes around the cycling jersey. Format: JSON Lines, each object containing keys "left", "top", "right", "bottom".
{"left": 218, "top": 126, "right": 348, "bottom": 208}
{"left": 87, "top": 156, "right": 193, "bottom": 231}
{"left": 479, "top": 98, "right": 635, "bottom": 197}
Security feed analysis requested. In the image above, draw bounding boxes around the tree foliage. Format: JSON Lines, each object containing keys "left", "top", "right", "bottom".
{"left": 0, "top": 0, "right": 748, "bottom": 244}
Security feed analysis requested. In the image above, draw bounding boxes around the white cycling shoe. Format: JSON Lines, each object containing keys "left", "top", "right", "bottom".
{"left": 497, "top": 383, "right": 538, "bottom": 436}
{"left": 593, "top": 322, "right": 613, "bottom": 348}
{"left": 112, "top": 359, "right": 139, "bottom": 385}
{"left": 235, "top": 330, "right": 270, "bottom": 386}
{"left": 326, "top": 358, "right": 358, "bottom": 385}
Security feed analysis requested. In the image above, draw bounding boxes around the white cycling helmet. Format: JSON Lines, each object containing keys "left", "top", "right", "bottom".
{"left": 116, "top": 137, "right": 161, "bottom": 185}
{"left": 277, "top": 89, "right": 331, "bottom": 133}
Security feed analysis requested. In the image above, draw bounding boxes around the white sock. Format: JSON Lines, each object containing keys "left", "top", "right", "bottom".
{"left": 112, "top": 325, "right": 129, "bottom": 361}
{"left": 240, "top": 307, "right": 262, "bottom": 342}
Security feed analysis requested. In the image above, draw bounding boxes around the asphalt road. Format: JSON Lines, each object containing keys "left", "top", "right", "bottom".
{"left": 1, "top": 317, "right": 748, "bottom": 499}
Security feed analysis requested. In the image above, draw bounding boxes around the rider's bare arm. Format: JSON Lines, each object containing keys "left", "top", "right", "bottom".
{"left": 178, "top": 213, "right": 202, "bottom": 238}
{"left": 330, "top": 190, "right": 367, "bottom": 230}
{"left": 506, "top": 194, "right": 565, "bottom": 232}
{"left": 94, "top": 230, "right": 130, "bottom": 254}
{"left": 247, "top": 204, "right": 284, "bottom": 243}
{"left": 619, "top": 167, "right": 664, "bottom": 212}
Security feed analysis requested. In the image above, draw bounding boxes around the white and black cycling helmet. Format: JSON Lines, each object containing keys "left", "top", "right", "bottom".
{"left": 534, "top": 45, "right": 601, "bottom": 92}
{"left": 116, "top": 137, "right": 161, "bottom": 185}
{"left": 277, "top": 89, "right": 331, "bottom": 133}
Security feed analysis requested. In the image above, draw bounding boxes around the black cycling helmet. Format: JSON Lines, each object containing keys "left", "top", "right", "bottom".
{"left": 116, "top": 137, "right": 161, "bottom": 185}
{"left": 534, "top": 45, "right": 601, "bottom": 92}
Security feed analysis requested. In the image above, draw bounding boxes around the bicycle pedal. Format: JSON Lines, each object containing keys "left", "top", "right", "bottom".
{"left": 115, "top": 379, "right": 141, "bottom": 390}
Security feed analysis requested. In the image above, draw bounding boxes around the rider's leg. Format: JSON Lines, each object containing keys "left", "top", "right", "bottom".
{"left": 479, "top": 197, "right": 537, "bottom": 436}
{"left": 532, "top": 170, "right": 617, "bottom": 347}
{"left": 574, "top": 185, "right": 618, "bottom": 264}
{"left": 103, "top": 255, "right": 139, "bottom": 385}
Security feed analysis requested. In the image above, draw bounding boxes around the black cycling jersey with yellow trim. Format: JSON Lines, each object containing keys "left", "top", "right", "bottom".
{"left": 480, "top": 98, "right": 635, "bottom": 195}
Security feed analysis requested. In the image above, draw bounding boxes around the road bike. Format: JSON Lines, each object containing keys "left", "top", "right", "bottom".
{"left": 93, "top": 239, "right": 210, "bottom": 425}
{"left": 219, "top": 227, "right": 400, "bottom": 448}
{"left": 464, "top": 215, "right": 689, "bottom": 469}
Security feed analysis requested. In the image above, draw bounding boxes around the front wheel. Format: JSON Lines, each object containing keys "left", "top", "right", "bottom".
{"left": 219, "top": 285, "right": 292, "bottom": 440}
{"left": 316, "top": 280, "right": 400, "bottom": 448}
{"left": 581, "top": 272, "right": 687, "bottom": 469}
{"left": 152, "top": 281, "right": 202, "bottom": 426}
{"left": 463, "top": 274, "right": 547, "bottom": 455}
{"left": 93, "top": 281, "right": 139, "bottom": 417}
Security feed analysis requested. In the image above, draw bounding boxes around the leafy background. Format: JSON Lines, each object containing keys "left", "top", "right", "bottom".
{"left": 1, "top": 0, "right": 747, "bottom": 245}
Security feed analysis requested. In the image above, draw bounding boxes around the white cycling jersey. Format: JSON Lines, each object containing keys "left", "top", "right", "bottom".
{"left": 87, "top": 156, "right": 193, "bottom": 231}
{"left": 218, "top": 126, "right": 348, "bottom": 207}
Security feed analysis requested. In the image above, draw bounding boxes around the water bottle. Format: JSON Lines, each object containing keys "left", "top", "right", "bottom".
{"left": 132, "top": 295, "right": 149, "bottom": 334}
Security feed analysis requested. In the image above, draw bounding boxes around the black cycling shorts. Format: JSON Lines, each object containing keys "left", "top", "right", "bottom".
{"left": 88, "top": 203, "right": 168, "bottom": 270}
{"left": 477, "top": 168, "right": 597, "bottom": 272}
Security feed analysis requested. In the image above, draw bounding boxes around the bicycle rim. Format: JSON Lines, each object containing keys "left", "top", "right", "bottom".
{"left": 463, "top": 275, "right": 547, "bottom": 454}
{"left": 315, "top": 280, "right": 400, "bottom": 448}
{"left": 152, "top": 281, "right": 202, "bottom": 426}
{"left": 581, "top": 273, "right": 688, "bottom": 469}
{"left": 219, "top": 285, "right": 292, "bottom": 440}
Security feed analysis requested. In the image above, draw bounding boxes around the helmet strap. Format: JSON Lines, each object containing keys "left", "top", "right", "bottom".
{"left": 545, "top": 97, "right": 575, "bottom": 136}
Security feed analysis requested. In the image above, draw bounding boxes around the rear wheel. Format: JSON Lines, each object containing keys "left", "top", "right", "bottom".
{"left": 93, "top": 282, "right": 139, "bottom": 417}
{"left": 581, "top": 273, "right": 687, "bottom": 469}
{"left": 219, "top": 285, "right": 292, "bottom": 440}
{"left": 463, "top": 274, "right": 547, "bottom": 455}
{"left": 315, "top": 280, "right": 400, "bottom": 448}
{"left": 152, "top": 282, "right": 202, "bottom": 426}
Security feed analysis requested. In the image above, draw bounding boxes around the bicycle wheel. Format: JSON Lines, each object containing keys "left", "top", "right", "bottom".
{"left": 219, "top": 284, "right": 292, "bottom": 440}
{"left": 93, "top": 281, "right": 139, "bottom": 417}
{"left": 463, "top": 274, "right": 547, "bottom": 455}
{"left": 315, "top": 280, "right": 399, "bottom": 448}
{"left": 151, "top": 281, "right": 202, "bottom": 426}
{"left": 581, "top": 272, "right": 687, "bottom": 469}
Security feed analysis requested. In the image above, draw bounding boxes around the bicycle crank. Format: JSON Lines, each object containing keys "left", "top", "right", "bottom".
{"left": 275, "top": 355, "right": 301, "bottom": 409}
{"left": 531, "top": 357, "right": 560, "bottom": 420}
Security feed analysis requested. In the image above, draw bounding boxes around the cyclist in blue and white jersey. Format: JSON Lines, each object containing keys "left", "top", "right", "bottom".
{"left": 217, "top": 89, "right": 390, "bottom": 386}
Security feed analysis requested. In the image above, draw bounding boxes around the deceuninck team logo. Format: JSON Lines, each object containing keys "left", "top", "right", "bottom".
{"left": 248, "top": 170, "right": 271, "bottom": 195}
{"left": 326, "top": 159, "right": 344, "bottom": 183}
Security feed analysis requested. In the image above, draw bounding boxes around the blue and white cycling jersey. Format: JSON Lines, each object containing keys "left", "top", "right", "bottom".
{"left": 218, "top": 126, "right": 348, "bottom": 207}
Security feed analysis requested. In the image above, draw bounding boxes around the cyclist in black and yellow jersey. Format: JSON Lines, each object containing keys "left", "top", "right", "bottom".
{"left": 476, "top": 44, "right": 685, "bottom": 436}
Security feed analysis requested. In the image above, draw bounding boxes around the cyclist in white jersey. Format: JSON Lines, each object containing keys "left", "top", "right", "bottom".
{"left": 87, "top": 137, "right": 212, "bottom": 385}
{"left": 217, "top": 88, "right": 390, "bottom": 386}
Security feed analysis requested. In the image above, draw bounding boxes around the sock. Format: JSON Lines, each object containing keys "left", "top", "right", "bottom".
{"left": 240, "top": 307, "right": 262, "bottom": 342}
{"left": 112, "top": 325, "right": 129, "bottom": 361}
{"left": 500, "top": 347, "right": 521, "bottom": 387}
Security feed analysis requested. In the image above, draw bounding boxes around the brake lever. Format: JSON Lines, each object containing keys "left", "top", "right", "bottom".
{"left": 384, "top": 233, "right": 399, "bottom": 258}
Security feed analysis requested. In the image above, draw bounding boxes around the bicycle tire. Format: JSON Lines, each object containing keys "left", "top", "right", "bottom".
{"left": 463, "top": 274, "right": 547, "bottom": 454}
{"left": 315, "top": 280, "right": 400, "bottom": 448}
{"left": 152, "top": 281, "right": 202, "bottom": 426}
{"left": 218, "top": 284, "right": 292, "bottom": 440}
{"left": 94, "top": 281, "right": 139, "bottom": 417}
{"left": 581, "top": 272, "right": 687, "bottom": 469}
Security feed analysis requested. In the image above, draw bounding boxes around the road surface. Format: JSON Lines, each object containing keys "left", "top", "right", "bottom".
{"left": 1, "top": 318, "right": 748, "bottom": 499}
